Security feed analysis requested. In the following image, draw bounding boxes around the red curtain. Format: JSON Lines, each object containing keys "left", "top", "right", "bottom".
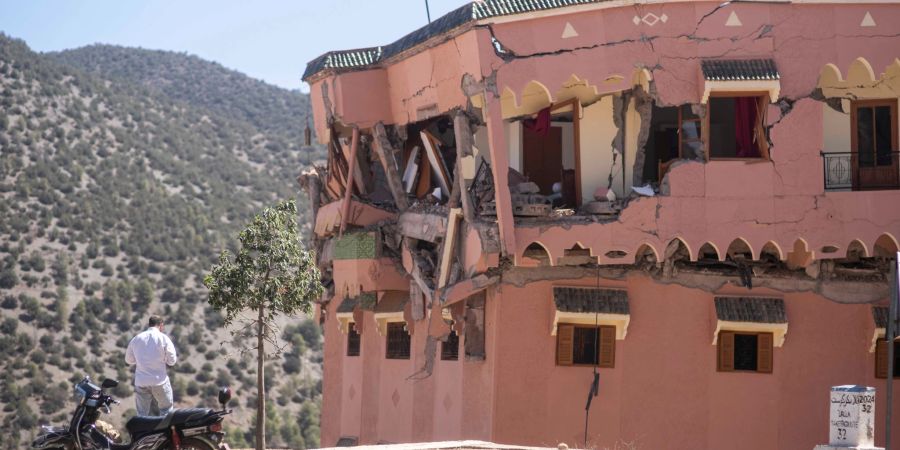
{"left": 734, "top": 97, "right": 759, "bottom": 157}
{"left": 524, "top": 106, "right": 552, "bottom": 136}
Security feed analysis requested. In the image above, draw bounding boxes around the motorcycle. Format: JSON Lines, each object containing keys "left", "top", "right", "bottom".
{"left": 32, "top": 377, "right": 232, "bottom": 450}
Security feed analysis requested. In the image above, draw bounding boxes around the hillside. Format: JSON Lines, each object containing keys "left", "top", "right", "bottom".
{"left": 47, "top": 44, "right": 312, "bottom": 147}
{"left": 0, "top": 34, "right": 322, "bottom": 449}
{"left": 47, "top": 44, "right": 322, "bottom": 205}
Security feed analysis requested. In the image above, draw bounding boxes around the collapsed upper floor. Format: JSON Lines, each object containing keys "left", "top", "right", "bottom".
{"left": 301, "top": 0, "right": 900, "bottom": 286}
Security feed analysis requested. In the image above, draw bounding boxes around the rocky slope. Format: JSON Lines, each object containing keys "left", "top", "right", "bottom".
{"left": 0, "top": 34, "right": 323, "bottom": 449}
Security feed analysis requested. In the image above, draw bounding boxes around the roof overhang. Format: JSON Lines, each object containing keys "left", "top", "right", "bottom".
{"left": 700, "top": 59, "right": 780, "bottom": 103}
{"left": 551, "top": 287, "right": 630, "bottom": 338}
{"left": 713, "top": 296, "right": 788, "bottom": 347}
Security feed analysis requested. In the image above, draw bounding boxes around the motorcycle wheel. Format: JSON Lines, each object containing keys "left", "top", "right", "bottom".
{"left": 172, "top": 438, "right": 217, "bottom": 450}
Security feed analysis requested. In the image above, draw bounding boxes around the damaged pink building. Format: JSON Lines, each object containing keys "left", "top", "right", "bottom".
{"left": 299, "top": 1, "right": 900, "bottom": 448}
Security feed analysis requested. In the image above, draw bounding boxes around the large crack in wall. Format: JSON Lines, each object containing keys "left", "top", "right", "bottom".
{"left": 500, "top": 265, "right": 889, "bottom": 304}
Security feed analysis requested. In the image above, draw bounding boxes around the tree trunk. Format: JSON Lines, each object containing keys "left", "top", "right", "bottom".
{"left": 256, "top": 304, "right": 265, "bottom": 450}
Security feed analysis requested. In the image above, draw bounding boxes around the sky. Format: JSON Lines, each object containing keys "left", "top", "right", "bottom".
{"left": 0, "top": 0, "right": 470, "bottom": 92}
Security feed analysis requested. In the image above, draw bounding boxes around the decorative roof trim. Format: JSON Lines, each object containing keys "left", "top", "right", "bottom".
{"left": 714, "top": 296, "right": 787, "bottom": 324}
{"left": 303, "top": 0, "right": 613, "bottom": 81}
{"left": 375, "top": 291, "right": 408, "bottom": 313}
{"left": 701, "top": 59, "right": 779, "bottom": 81}
{"left": 873, "top": 305, "right": 888, "bottom": 329}
{"left": 337, "top": 296, "right": 359, "bottom": 314}
{"left": 552, "top": 286, "right": 629, "bottom": 314}
{"left": 713, "top": 296, "right": 787, "bottom": 346}
{"left": 700, "top": 59, "right": 780, "bottom": 103}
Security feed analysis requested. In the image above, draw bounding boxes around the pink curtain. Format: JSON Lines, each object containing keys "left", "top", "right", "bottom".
{"left": 734, "top": 97, "right": 759, "bottom": 157}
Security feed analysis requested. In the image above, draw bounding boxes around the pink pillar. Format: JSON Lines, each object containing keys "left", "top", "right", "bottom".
{"left": 320, "top": 301, "right": 345, "bottom": 446}
{"left": 484, "top": 95, "right": 517, "bottom": 259}
{"left": 359, "top": 312, "right": 381, "bottom": 443}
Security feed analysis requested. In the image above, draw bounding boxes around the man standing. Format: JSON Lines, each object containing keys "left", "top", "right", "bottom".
{"left": 125, "top": 315, "right": 177, "bottom": 416}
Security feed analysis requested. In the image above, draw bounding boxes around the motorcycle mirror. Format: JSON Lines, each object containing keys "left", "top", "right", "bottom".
{"left": 218, "top": 387, "right": 231, "bottom": 407}
{"left": 100, "top": 379, "right": 118, "bottom": 389}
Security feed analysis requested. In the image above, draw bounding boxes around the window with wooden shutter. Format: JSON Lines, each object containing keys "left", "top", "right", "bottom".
{"left": 557, "top": 324, "right": 616, "bottom": 367}
{"left": 719, "top": 331, "right": 775, "bottom": 373}
{"left": 756, "top": 332, "right": 773, "bottom": 373}
{"left": 875, "top": 338, "right": 900, "bottom": 379}
{"left": 718, "top": 331, "right": 735, "bottom": 372}
{"left": 557, "top": 324, "right": 574, "bottom": 366}
{"left": 598, "top": 325, "right": 616, "bottom": 368}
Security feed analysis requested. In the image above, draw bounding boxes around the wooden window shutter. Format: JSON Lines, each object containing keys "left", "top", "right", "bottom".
{"left": 557, "top": 324, "right": 574, "bottom": 366}
{"left": 718, "top": 331, "right": 735, "bottom": 372}
{"left": 755, "top": 96, "right": 770, "bottom": 160}
{"left": 756, "top": 332, "right": 774, "bottom": 373}
{"left": 876, "top": 339, "right": 888, "bottom": 379}
{"left": 598, "top": 325, "right": 616, "bottom": 368}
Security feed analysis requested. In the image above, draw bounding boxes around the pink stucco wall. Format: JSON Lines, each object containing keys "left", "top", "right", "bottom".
{"left": 321, "top": 274, "right": 899, "bottom": 448}
{"left": 322, "top": 300, "right": 497, "bottom": 446}
{"left": 311, "top": 1, "right": 900, "bottom": 448}
{"left": 489, "top": 276, "right": 899, "bottom": 449}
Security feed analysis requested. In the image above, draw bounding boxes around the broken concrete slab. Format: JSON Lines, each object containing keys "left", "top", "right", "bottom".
{"left": 315, "top": 199, "right": 397, "bottom": 238}
{"left": 399, "top": 211, "right": 448, "bottom": 242}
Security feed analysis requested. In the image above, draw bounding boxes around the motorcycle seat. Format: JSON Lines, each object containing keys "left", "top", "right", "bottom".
{"left": 125, "top": 408, "right": 215, "bottom": 435}
{"left": 170, "top": 408, "right": 215, "bottom": 426}
{"left": 125, "top": 414, "right": 171, "bottom": 434}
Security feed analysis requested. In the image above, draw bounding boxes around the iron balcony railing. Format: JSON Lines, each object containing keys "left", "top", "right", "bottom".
{"left": 821, "top": 151, "right": 900, "bottom": 191}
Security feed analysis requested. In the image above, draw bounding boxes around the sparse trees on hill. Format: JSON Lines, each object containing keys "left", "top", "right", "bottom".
{"left": 0, "top": 33, "right": 325, "bottom": 446}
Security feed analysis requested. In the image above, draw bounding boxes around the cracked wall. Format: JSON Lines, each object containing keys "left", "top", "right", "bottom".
{"left": 309, "top": 2, "right": 900, "bottom": 446}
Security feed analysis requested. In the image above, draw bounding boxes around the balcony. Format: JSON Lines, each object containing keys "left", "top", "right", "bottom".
{"left": 821, "top": 151, "right": 900, "bottom": 191}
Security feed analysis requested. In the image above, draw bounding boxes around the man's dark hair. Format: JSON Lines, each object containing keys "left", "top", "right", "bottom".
{"left": 148, "top": 315, "right": 164, "bottom": 327}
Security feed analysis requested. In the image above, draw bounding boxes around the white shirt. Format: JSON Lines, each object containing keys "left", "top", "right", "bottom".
{"left": 125, "top": 327, "right": 177, "bottom": 387}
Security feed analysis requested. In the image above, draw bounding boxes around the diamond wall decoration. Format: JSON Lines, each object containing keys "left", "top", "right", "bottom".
{"left": 633, "top": 13, "right": 668, "bottom": 27}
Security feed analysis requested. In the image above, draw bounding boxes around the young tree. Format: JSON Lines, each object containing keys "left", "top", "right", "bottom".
{"left": 204, "top": 200, "right": 322, "bottom": 450}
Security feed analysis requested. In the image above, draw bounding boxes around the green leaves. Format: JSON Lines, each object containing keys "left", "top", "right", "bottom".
{"left": 204, "top": 199, "right": 323, "bottom": 328}
{"left": 204, "top": 199, "right": 322, "bottom": 450}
